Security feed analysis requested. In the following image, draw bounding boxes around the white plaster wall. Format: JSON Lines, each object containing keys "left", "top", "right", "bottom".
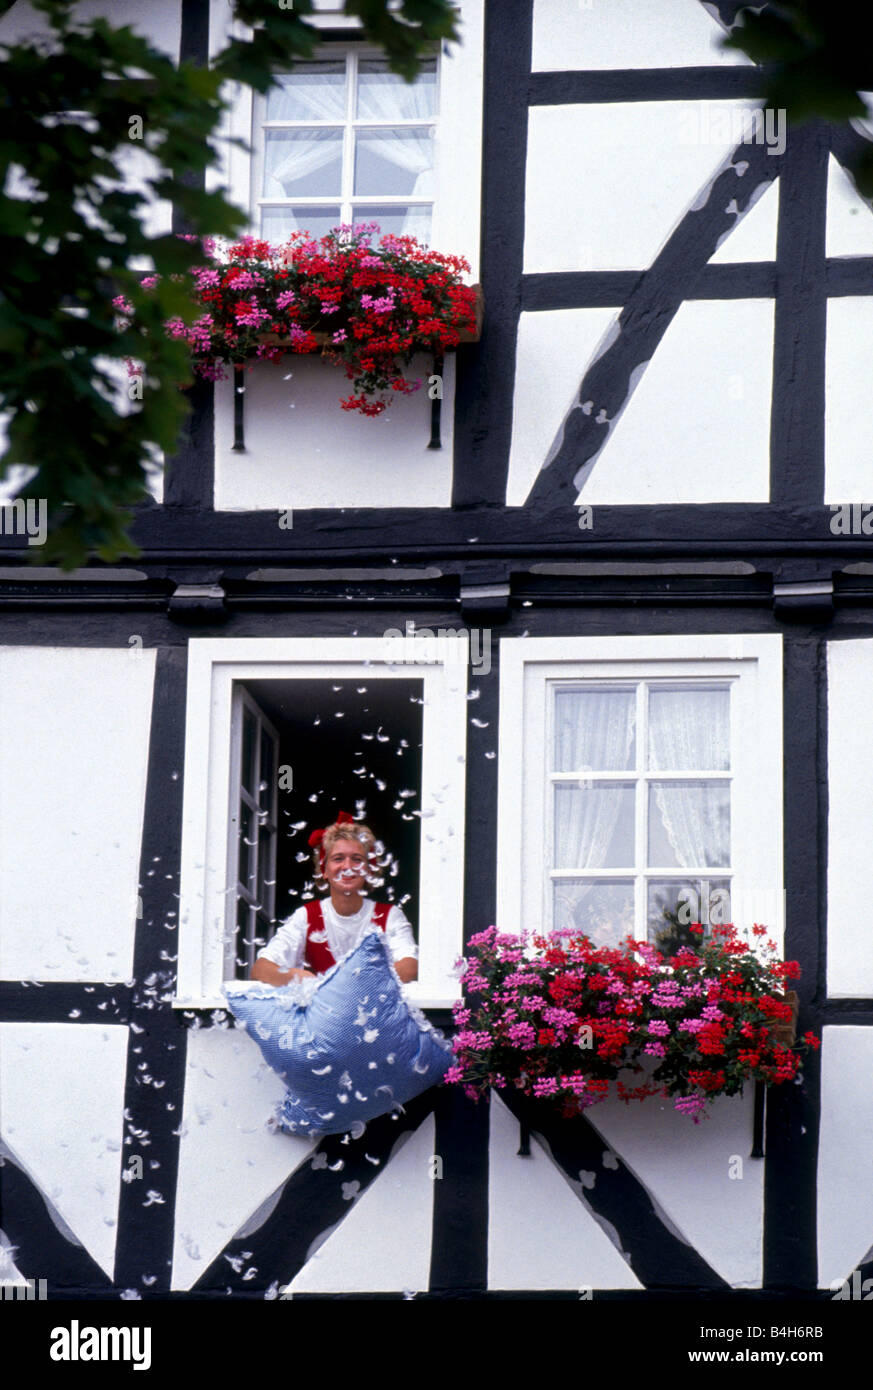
{"left": 0, "top": 1022, "right": 129, "bottom": 1279}
{"left": 826, "top": 154, "right": 873, "bottom": 258}
{"left": 588, "top": 1089, "right": 763, "bottom": 1287}
{"left": 557, "top": 298, "right": 772, "bottom": 505}
{"left": 817, "top": 1026, "right": 873, "bottom": 1286}
{"left": 709, "top": 176, "right": 779, "bottom": 263}
{"left": 171, "top": 1026, "right": 317, "bottom": 1290}
{"left": 508, "top": 307, "right": 618, "bottom": 505}
{"left": 0, "top": 0, "right": 181, "bottom": 56}
{"left": 825, "top": 298, "right": 873, "bottom": 504}
{"left": 525, "top": 102, "right": 770, "bottom": 274}
{"left": 214, "top": 354, "right": 454, "bottom": 510}
{"left": 531, "top": 0, "right": 752, "bottom": 71}
{"left": 488, "top": 1093, "right": 642, "bottom": 1290}
{"left": 826, "top": 640, "right": 873, "bottom": 998}
{"left": 283, "top": 1113, "right": 436, "bottom": 1294}
{"left": 0, "top": 648, "right": 155, "bottom": 982}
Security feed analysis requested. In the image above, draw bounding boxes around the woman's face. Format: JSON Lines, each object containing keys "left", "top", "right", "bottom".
{"left": 325, "top": 837, "right": 368, "bottom": 893}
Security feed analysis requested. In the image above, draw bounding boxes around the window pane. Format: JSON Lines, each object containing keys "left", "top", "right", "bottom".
{"left": 554, "top": 782, "right": 635, "bottom": 868}
{"left": 553, "top": 688, "right": 636, "bottom": 772}
{"left": 267, "top": 63, "right": 347, "bottom": 122}
{"left": 259, "top": 729, "right": 275, "bottom": 812}
{"left": 552, "top": 880, "right": 635, "bottom": 948}
{"left": 241, "top": 708, "right": 256, "bottom": 794}
{"left": 260, "top": 205, "right": 342, "bottom": 242}
{"left": 238, "top": 802, "right": 256, "bottom": 889}
{"left": 357, "top": 58, "right": 437, "bottom": 120}
{"left": 647, "top": 877, "right": 732, "bottom": 953}
{"left": 648, "top": 686, "right": 730, "bottom": 770}
{"left": 648, "top": 781, "right": 730, "bottom": 868}
{"left": 354, "top": 127, "right": 435, "bottom": 197}
{"left": 353, "top": 203, "right": 431, "bottom": 242}
{"left": 263, "top": 128, "right": 344, "bottom": 198}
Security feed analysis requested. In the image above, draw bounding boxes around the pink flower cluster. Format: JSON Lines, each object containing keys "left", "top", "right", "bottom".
{"left": 445, "top": 923, "right": 818, "bottom": 1122}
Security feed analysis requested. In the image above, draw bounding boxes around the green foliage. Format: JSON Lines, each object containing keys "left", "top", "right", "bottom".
{"left": 0, "top": 0, "right": 459, "bottom": 567}
{"left": 724, "top": 3, "right": 873, "bottom": 192}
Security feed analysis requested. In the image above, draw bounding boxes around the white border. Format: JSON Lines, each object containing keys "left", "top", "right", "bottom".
{"left": 176, "top": 637, "right": 467, "bottom": 1008}
{"left": 497, "top": 634, "right": 784, "bottom": 945}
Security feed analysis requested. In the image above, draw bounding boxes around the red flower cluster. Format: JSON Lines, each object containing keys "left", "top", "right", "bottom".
{"left": 447, "top": 922, "right": 819, "bottom": 1122}
{"left": 122, "top": 224, "right": 477, "bottom": 416}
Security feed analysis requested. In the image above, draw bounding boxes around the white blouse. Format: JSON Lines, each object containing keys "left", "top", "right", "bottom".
{"left": 256, "top": 897, "right": 418, "bottom": 972}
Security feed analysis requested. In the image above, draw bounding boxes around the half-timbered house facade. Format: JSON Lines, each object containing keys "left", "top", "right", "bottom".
{"left": 1, "top": 0, "right": 872, "bottom": 1301}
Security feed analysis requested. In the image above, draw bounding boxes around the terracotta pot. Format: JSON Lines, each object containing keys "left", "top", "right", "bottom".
{"left": 770, "top": 989, "right": 800, "bottom": 1047}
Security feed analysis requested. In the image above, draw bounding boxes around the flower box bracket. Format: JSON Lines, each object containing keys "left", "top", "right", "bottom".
{"left": 230, "top": 283, "right": 483, "bottom": 454}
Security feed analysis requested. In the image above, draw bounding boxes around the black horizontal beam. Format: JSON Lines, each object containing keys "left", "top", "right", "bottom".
{"left": 528, "top": 68, "right": 767, "bottom": 105}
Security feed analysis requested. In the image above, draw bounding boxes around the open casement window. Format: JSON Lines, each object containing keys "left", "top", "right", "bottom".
{"left": 227, "top": 686, "right": 279, "bottom": 980}
{"left": 177, "top": 637, "right": 467, "bottom": 1010}
{"left": 251, "top": 50, "right": 438, "bottom": 244}
{"left": 498, "top": 636, "right": 784, "bottom": 953}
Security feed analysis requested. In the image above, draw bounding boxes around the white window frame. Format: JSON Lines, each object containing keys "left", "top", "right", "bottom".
{"left": 227, "top": 684, "right": 279, "bottom": 978}
{"left": 176, "top": 637, "right": 468, "bottom": 1010}
{"left": 497, "top": 635, "right": 784, "bottom": 949}
{"left": 209, "top": 0, "right": 484, "bottom": 278}
{"left": 251, "top": 47, "right": 439, "bottom": 243}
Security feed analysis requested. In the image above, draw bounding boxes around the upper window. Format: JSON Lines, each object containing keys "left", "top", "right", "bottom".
{"left": 251, "top": 52, "right": 438, "bottom": 244}
{"left": 498, "top": 636, "right": 784, "bottom": 955}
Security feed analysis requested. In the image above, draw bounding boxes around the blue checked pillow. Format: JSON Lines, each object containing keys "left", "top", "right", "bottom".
{"left": 223, "top": 928, "right": 451, "bottom": 1137}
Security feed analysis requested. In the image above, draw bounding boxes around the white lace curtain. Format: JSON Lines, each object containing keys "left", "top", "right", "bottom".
{"left": 648, "top": 688, "right": 730, "bottom": 869}
{"left": 263, "top": 66, "right": 434, "bottom": 201}
{"left": 553, "top": 686, "right": 730, "bottom": 896}
{"left": 554, "top": 691, "right": 635, "bottom": 900}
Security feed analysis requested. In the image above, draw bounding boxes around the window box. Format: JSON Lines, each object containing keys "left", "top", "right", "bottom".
{"left": 448, "top": 926, "right": 815, "bottom": 1122}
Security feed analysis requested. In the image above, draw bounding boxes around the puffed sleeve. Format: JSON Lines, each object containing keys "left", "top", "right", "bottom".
{"left": 385, "top": 904, "right": 418, "bottom": 961}
{"left": 255, "top": 907, "right": 307, "bottom": 971}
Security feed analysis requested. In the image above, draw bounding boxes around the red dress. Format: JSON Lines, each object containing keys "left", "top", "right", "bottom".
{"left": 303, "top": 898, "right": 392, "bottom": 975}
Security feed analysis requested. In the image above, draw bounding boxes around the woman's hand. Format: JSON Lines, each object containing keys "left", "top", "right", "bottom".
{"left": 250, "top": 958, "right": 315, "bottom": 986}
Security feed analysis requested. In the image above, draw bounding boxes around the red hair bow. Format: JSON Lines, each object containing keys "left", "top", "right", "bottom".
{"left": 308, "top": 810, "right": 356, "bottom": 868}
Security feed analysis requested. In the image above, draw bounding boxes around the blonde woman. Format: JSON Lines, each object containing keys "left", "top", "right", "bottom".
{"left": 250, "top": 811, "right": 418, "bottom": 985}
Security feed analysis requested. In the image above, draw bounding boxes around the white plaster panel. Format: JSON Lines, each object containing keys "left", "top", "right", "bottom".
{"left": 531, "top": 0, "right": 752, "bottom": 71}
{"left": 708, "top": 176, "right": 779, "bottom": 263}
{"left": 171, "top": 1026, "right": 317, "bottom": 1291}
{"left": 214, "top": 355, "right": 454, "bottom": 510}
{"left": 507, "top": 307, "right": 618, "bottom": 505}
{"left": 826, "top": 640, "right": 873, "bottom": 997}
{"left": 525, "top": 102, "right": 768, "bottom": 273}
{"left": 0, "top": 648, "right": 155, "bottom": 982}
{"left": 825, "top": 298, "right": 873, "bottom": 503}
{"left": 826, "top": 154, "right": 873, "bottom": 258}
{"left": 284, "top": 1112, "right": 436, "bottom": 1294}
{"left": 817, "top": 1026, "right": 873, "bottom": 1286}
{"left": 488, "top": 1093, "right": 642, "bottom": 1290}
{"left": 0, "top": 0, "right": 181, "bottom": 57}
{"left": 587, "top": 1089, "right": 763, "bottom": 1287}
{"left": 0, "top": 1022, "right": 129, "bottom": 1279}
{"left": 574, "top": 298, "right": 773, "bottom": 504}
